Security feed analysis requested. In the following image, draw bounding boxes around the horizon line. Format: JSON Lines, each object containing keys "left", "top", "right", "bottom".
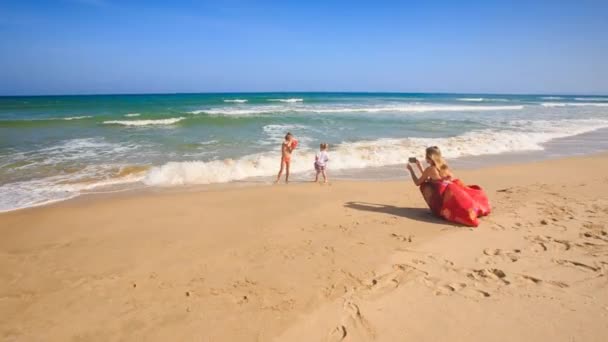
{"left": 2, "top": 90, "right": 607, "bottom": 98}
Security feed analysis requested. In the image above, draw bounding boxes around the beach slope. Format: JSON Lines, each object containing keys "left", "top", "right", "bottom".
{"left": 1, "top": 154, "right": 607, "bottom": 341}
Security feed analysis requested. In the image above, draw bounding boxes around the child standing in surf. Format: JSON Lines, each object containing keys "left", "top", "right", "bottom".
{"left": 314, "top": 143, "right": 330, "bottom": 184}
{"left": 275, "top": 132, "right": 297, "bottom": 184}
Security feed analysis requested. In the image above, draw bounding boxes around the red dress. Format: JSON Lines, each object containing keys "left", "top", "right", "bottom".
{"left": 420, "top": 177, "right": 491, "bottom": 227}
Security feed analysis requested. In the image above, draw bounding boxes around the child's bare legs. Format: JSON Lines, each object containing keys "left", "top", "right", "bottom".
{"left": 321, "top": 170, "right": 328, "bottom": 183}
{"left": 275, "top": 159, "right": 285, "bottom": 183}
{"left": 285, "top": 162, "right": 290, "bottom": 183}
{"left": 314, "top": 169, "right": 320, "bottom": 182}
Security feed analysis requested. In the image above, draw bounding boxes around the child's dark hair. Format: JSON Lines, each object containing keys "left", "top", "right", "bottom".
{"left": 285, "top": 132, "right": 292, "bottom": 140}
{"left": 320, "top": 143, "right": 328, "bottom": 150}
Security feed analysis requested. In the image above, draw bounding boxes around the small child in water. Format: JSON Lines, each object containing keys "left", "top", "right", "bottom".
{"left": 314, "top": 143, "right": 329, "bottom": 183}
{"left": 276, "top": 132, "right": 296, "bottom": 183}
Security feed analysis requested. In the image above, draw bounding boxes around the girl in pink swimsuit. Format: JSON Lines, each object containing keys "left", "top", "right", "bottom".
{"left": 275, "top": 132, "right": 295, "bottom": 184}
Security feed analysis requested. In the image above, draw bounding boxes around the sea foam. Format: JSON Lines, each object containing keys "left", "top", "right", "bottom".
{"left": 190, "top": 104, "right": 524, "bottom": 116}
{"left": 574, "top": 97, "right": 608, "bottom": 102}
{"left": 143, "top": 119, "right": 608, "bottom": 186}
{"left": 223, "top": 99, "right": 248, "bottom": 103}
{"left": 268, "top": 98, "right": 304, "bottom": 103}
{"left": 62, "top": 115, "right": 93, "bottom": 120}
{"left": 541, "top": 102, "right": 608, "bottom": 107}
{"left": 103, "top": 117, "right": 186, "bottom": 126}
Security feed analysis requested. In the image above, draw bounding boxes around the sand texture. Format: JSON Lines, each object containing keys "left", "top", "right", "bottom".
{"left": 1, "top": 154, "right": 608, "bottom": 341}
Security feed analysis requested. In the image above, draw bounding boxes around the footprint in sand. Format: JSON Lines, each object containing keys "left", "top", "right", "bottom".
{"left": 515, "top": 274, "right": 569, "bottom": 288}
{"left": 526, "top": 235, "right": 571, "bottom": 253}
{"left": 467, "top": 268, "right": 510, "bottom": 285}
{"left": 422, "top": 277, "right": 467, "bottom": 296}
{"left": 421, "top": 276, "right": 493, "bottom": 299}
{"left": 553, "top": 259, "right": 601, "bottom": 273}
{"left": 479, "top": 248, "right": 521, "bottom": 264}
{"left": 390, "top": 233, "right": 413, "bottom": 243}
{"left": 327, "top": 301, "right": 375, "bottom": 342}
{"left": 363, "top": 264, "right": 427, "bottom": 299}
{"left": 581, "top": 222, "right": 608, "bottom": 242}
{"left": 575, "top": 241, "right": 608, "bottom": 257}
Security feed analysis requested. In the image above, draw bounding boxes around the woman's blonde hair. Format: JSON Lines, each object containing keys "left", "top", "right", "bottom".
{"left": 426, "top": 146, "right": 449, "bottom": 171}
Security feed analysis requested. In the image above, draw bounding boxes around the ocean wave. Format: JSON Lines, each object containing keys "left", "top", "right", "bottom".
{"left": 295, "top": 104, "right": 526, "bottom": 113}
{"left": 268, "top": 98, "right": 304, "bottom": 103}
{"left": 143, "top": 119, "right": 608, "bottom": 186}
{"left": 5, "top": 119, "right": 607, "bottom": 212}
{"left": 574, "top": 97, "right": 608, "bottom": 102}
{"left": 11, "top": 115, "right": 93, "bottom": 121}
{"left": 190, "top": 106, "right": 282, "bottom": 116}
{"left": 0, "top": 164, "right": 148, "bottom": 213}
{"left": 103, "top": 117, "right": 186, "bottom": 126}
{"left": 457, "top": 98, "right": 511, "bottom": 102}
{"left": 223, "top": 99, "right": 248, "bottom": 103}
{"left": 125, "top": 113, "right": 141, "bottom": 117}
{"left": 457, "top": 98, "right": 484, "bottom": 102}
{"left": 541, "top": 102, "right": 608, "bottom": 107}
{"left": 62, "top": 115, "right": 92, "bottom": 120}
{"left": 0, "top": 138, "right": 139, "bottom": 171}
{"left": 540, "top": 96, "right": 564, "bottom": 100}
{"left": 190, "top": 104, "right": 525, "bottom": 116}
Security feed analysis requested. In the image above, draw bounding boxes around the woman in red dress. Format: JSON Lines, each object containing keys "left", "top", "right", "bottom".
{"left": 406, "top": 146, "right": 491, "bottom": 227}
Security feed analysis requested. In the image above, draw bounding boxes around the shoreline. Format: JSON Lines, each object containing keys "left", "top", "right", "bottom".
{"left": 3, "top": 127, "right": 608, "bottom": 215}
{"left": 1, "top": 153, "right": 608, "bottom": 341}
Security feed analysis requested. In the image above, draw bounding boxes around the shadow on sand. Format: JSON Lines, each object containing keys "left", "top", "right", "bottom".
{"left": 344, "top": 201, "right": 452, "bottom": 225}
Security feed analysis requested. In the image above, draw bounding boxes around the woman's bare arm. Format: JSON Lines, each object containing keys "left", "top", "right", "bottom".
{"left": 407, "top": 165, "right": 437, "bottom": 186}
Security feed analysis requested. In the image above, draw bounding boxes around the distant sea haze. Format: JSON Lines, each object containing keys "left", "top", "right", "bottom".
{"left": 1, "top": 92, "right": 608, "bottom": 212}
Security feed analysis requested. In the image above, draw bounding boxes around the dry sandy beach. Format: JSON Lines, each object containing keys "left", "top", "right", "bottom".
{"left": 1, "top": 154, "right": 607, "bottom": 341}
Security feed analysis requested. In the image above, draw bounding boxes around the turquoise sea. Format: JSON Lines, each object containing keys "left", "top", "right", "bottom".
{"left": 1, "top": 92, "right": 608, "bottom": 212}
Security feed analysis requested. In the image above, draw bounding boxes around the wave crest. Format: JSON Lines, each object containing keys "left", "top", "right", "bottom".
{"left": 144, "top": 119, "right": 608, "bottom": 186}
{"left": 268, "top": 98, "right": 304, "bottom": 103}
{"left": 541, "top": 102, "right": 608, "bottom": 107}
{"left": 103, "top": 117, "right": 186, "bottom": 126}
{"left": 62, "top": 116, "right": 92, "bottom": 120}
{"left": 189, "top": 104, "right": 524, "bottom": 116}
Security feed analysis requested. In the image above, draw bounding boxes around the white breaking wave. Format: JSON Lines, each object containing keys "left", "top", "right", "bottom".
{"left": 5, "top": 119, "right": 608, "bottom": 212}
{"left": 268, "top": 98, "right": 304, "bottom": 103}
{"left": 574, "top": 97, "right": 608, "bottom": 102}
{"left": 0, "top": 138, "right": 140, "bottom": 173}
{"left": 190, "top": 104, "right": 524, "bottom": 116}
{"left": 190, "top": 106, "right": 283, "bottom": 116}
{"left": 223, "top": 99, "right": 248, "bottom": 103}
{"left": 103, "top": 117, "right": 186, "bottom": 126}
{"left": 125, "top": 113, "right": 141, "bottom": 117}
{"left": 541, "top": 102, "right": 608, "bottom": 107}
{"left": 456, "top": 98, "right": 511, "bottom": 102}
{"left": 143, "top": 119, "right": 608, "bottom": 186}
{"left": 62, "top": 116, "right": 92, "bottom": 120}
{"left": 0, "top": 136, "right": 145, "bottom": 213}
{"left": 299, "top": 104, "right": 526, "bottom": 113}
{"left": 0, "top": 167, "right": 147, "bottom": 213}
{"left": 540, "top": 96, "right": 564, "bottom": 100}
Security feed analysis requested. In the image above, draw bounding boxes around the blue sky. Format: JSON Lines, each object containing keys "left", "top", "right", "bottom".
{"left": 1, "top": 0, "right": 607, "bottom": 95}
